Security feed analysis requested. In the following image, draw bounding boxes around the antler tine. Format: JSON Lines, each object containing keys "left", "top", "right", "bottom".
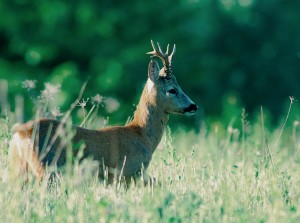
{"left": 149, "top": 40, "right": 157, "bottom": 53}
{"left": 166, "top": 44, "right": 169, "bottom": 55}
{"left": 171, "top": 44, "right": 176, "bottom": 56}
{"left": 147, "top": 41, "right": 168, "bottom": 62}
{"left": 156, "top": 42, "right": 163, "bottom": 54}
{"left": 147, "top": 40, "right": 161, "bottom": 56}
{"left": 168, "top": 44, "right": 176, "bottom": 65}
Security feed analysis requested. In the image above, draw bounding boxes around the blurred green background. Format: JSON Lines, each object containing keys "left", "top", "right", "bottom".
{"left": 0, "top": 0, "right": 300, "bottom": 129}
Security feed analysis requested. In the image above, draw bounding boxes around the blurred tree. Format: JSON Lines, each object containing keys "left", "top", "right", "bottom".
{"left": 0, "top": 0, "right": 299, "bottom": 127}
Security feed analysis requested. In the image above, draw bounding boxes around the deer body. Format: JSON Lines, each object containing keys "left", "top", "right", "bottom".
{"left": 8, "top": 41, "right": 197, "bottom": 185}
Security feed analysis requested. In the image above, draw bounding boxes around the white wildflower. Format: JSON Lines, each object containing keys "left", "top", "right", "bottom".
{"left": 104, "top": 97, "right": 120, "bottom": 113}
{"left": 40, "top": 83, "right": 61, "bottom": 101}
{"left": 78, "top": 98, "right": 89, "bottom": 108}
{"left": 51, "top": 107, "right": 63, "bottom": 118}
{"left": 22, "top": 80, "right": 36, "bottom": 90}
{"left": 91, "top": 94, "right": 104, "bottom": 105}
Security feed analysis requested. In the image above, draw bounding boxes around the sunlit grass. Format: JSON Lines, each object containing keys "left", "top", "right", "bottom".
{"left": 1, "top": 80, "right": 300, "bottom": 222}
{"left": 1, "top": 119, "right": 300, "bottom": 222}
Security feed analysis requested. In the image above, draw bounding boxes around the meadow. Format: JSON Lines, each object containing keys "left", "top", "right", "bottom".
{"left": 0, "top": 82, "right": 300, "bottom": 223}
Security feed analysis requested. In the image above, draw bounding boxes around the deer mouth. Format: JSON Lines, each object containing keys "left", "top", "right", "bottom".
{"left": 183, "top": 104, "right": 198, "bottom": 115}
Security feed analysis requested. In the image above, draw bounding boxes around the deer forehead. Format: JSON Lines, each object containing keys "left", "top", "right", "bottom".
{"left": 147, "top": 75, "right": 179, "bottom": 93}
{"left": 160, "top": 75, "right": 178, "bottom": 86}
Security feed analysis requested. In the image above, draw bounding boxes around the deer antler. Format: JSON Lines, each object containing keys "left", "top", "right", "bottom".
{"left": 147, "top": 40, "right": 176, "bottom": 75}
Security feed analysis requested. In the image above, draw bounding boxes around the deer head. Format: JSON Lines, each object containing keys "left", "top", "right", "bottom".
{"left": 146, "top": 41, "right": 197, "bottom": 116}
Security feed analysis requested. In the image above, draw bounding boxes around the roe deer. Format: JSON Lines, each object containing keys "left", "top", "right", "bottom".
{"left": 8, "top": 40, "right": 198, "bottom": 185}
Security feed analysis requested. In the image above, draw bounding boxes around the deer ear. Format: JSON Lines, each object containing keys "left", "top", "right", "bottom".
{"left": 148, "top": 59, "right": 160, "bottom": 82}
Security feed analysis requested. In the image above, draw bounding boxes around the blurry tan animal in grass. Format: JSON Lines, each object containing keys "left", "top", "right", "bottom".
{"left": 8, "top": 41, "right": 198, "bottom": 186}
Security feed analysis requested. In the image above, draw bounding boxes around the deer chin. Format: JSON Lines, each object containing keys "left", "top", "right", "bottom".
{"left": 183, "top": 110, "right": 197, "bottom": 116}
{"left": 167, "top": 109, "right": 195, "bottom": 116}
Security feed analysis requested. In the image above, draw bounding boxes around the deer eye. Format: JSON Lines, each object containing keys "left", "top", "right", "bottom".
{"left": 167, "top": 89, "right": 177, "bottom": 95}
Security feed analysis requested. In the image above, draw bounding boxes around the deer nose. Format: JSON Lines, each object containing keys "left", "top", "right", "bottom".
{"left": 184, "top": 103, "right": 198, "bottom": 114}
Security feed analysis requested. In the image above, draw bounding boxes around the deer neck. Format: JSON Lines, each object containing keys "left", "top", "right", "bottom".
{"left": 128, "top": 81, "right": 168, "bottom": 153}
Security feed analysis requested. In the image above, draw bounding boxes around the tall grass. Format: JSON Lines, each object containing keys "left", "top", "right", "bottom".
{"left": 0, "top": 80, "right": 300, "bottom": 222}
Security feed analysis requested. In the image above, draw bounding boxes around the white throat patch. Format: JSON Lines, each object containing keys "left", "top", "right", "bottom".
{"left": 147, "top": 78, "right": 154, "bottom": 93}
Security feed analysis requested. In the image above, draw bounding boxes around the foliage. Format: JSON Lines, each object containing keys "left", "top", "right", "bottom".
{"left": 0, "top": 0, "right": 300, "bottom": 126}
